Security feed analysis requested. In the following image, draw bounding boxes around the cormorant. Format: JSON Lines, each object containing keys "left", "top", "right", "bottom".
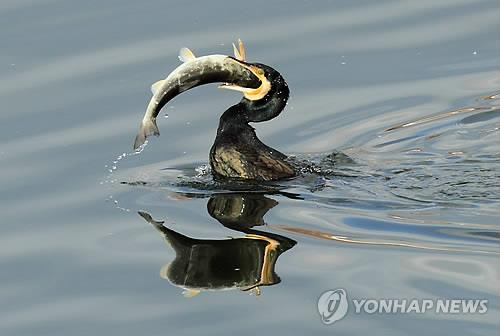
{"left": 133, "top": 40, "right": 296, "bottom": 181}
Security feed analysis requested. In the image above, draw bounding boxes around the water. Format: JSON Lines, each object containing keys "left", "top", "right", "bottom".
{"left": 1, "top": 0, "right": 499, "bottom": 335}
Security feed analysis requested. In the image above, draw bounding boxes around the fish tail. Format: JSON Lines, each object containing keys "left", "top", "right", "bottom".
{"left": 138, "top": 211, "right": 164, "bottom": 226}
{"left": 133, "top": 118, "right": 159, "bottom": 150}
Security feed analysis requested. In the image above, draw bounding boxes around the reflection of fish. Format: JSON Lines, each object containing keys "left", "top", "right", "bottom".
{"left": 137, "top": 193, "right": 296, "bottom": 296}
{"left": 133, "top": 40, "right": 296, "bottom": 181}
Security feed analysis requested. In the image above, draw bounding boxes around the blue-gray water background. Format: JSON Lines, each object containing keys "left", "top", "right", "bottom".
{"left": 1, "top": 0, "right": 499, "bottom": 335}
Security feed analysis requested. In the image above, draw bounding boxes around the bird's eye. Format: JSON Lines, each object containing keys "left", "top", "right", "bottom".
{"left": 256, "top": 68, "right": 265, "bottom": 76}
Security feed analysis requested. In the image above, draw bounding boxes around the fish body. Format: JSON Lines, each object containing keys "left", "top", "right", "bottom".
{"left": 134, "top": 53, "right": 260, "bottom": 150}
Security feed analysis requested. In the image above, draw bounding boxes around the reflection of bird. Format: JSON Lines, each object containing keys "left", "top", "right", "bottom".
{"left": 138, "top": 193, "right": 296, "bottom": 296}
{"left": 134, "top": 40, "right": 296, "bottom": 181}
{"left": 207, "top": 192, "right": 278, "bottom": 229}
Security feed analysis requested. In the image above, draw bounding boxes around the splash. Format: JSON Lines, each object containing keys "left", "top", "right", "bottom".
{"left": 101, "top": 140, "right": 149, "bottom": 212}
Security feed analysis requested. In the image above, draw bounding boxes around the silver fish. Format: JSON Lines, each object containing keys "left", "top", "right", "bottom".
{"left": 133, "top": 42, "right": 265, "bottom": 150}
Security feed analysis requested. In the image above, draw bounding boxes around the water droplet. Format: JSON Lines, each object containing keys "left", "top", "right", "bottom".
{"left": 164, "top": 114, "right": 169, "bottom": 119}
{"left": 472, "top": 51, "right": 478, "bottom": 55}
{"left": 341, "top": 61, "right": 346, "bottom": 65}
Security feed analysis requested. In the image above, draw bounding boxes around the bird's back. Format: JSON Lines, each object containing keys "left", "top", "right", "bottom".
{"left": 209, "top": 125, "right": 295, "bottom": 181}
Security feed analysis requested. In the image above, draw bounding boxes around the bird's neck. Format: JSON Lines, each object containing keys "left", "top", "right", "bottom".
{"left": 216, "top": 103, "right": 252, "bottom": 136}
{"left": 216, "top": 77, "right": 289, "bottom": 135}
{"left": 241, "top": 78, "right": 289, "bottom": 122}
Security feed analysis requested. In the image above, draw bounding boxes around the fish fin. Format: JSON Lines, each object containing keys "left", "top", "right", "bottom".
{"left": 178, "top": 47, "right": 196, "bottom": 62}
{"left": 232, "top": 42, "right": 243, "bottom": 61}
{"left": 218, "top": 83, "right": 253, "bottom": 93}
{"left": 238, "top": 38, "right": 246, "bottom": 61}
{"left": 159, "top": 264, "right": 170, "bottom": 280}
{"left": 182, "top": 289, "right": 201, "bottom": 298}
{"left": 250, "top": 286, "right": 261, "bottom": 296}
{"left": 150, "top": 80, "right": 165, "bottom": 94}
{"left": 233, "top": 39, "right": 246, "bottom": 61}
{"left": 133, "top": 118, "right": 159, "bottom": 150}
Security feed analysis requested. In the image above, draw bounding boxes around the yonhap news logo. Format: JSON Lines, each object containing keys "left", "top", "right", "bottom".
{"left": 317, "top": 288, "right": 488, "bottom": 325}
{"left": 317, "top": 289, "right": 349, "bottom": 324}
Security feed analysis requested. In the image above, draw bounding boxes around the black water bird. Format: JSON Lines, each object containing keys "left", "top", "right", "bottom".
{"left": 134, "top": 40, "right": 296, "bottom": 181}
{"left": 138, "top": 193, "right": 296, "bottom": 296}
